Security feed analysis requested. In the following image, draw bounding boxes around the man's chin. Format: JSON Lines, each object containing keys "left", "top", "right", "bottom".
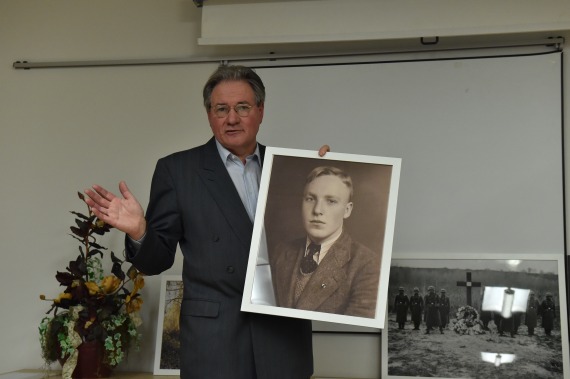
{"left": 306, "top": 233, "right": 326, "bottom": 244}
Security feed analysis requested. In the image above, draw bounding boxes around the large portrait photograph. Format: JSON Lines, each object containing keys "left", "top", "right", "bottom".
{"left": 381, "top": 253, "right": 569, "bottom": 379}
{"left": 241, "top": 147, "right": 401, "bottom": 329}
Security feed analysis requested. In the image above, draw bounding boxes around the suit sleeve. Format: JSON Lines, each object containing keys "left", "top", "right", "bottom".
{"left": 344, "top": 247, "right": 381, "bottom": 318}
{"left": 126, "top": 158, "right": 182, "bottom": 275}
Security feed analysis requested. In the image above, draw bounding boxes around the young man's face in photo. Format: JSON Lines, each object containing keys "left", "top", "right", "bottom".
{"left": 302, "top": 174, "right": 353, "bottom": 244}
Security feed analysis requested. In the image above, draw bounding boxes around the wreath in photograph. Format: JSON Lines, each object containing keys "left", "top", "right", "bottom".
{"left": 450, "top": 305, "right": 485, "bottom": 335}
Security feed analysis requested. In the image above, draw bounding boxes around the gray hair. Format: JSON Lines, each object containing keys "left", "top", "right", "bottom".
{"left": 203, "top": 65, "right": 266, "bottom": 109}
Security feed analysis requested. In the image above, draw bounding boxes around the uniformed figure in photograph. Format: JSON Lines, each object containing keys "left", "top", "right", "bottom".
{"left": 503, "top": 315, "right": 517, "bottom": 338}
{"left": 496, "top": 312, "right": 515, "bottom": 338}
{"left": 540, "top": 292, "right": 556, "bottom": 336}
{"left": 479, "top": 287, "right": 492, "bottom": 331}
{"left": 270, "top": 166, "right": 381, "bottom": 318}
{"left": 525, "top": 291, "right": 540, "bottom": 336}
{"left": 394, "top": 287, "right": 410, "bottom": 329}
{"left": 438, "top": 289, "right": 450, "bottom": 329}
{"left": 513, "top": 313, "right": 522, "bottom": 335}
{"left": 424, "top": 286, "right": 443, "bottom": 334}
{"left": 409, "top": 287, "right": 423, "bottom": 330}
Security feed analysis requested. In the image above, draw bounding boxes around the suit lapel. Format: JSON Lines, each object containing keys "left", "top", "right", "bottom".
{"left": 296, "top": 233, "right": 351, "bottom": 309}
{"left": 198, "top": 138, "right": 263, "bottom": 250}
{"left": 279, "top": 243, "right": 305, "bottom": 308}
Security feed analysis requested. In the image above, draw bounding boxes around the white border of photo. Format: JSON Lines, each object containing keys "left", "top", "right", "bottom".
{"left": 241, "top": 147, "right": 401, "bottom": 329}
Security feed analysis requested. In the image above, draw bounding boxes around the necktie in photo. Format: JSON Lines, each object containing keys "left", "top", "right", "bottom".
{"left": 300, "top": 242, "right": 321, "bottom": 274}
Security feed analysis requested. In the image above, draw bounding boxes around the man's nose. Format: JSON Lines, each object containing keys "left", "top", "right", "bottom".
{"left": 312, "top": 200, "right": 323, "bottom": 215}
{"left": 226, "top": 107, "right": 240, "bottom": 124}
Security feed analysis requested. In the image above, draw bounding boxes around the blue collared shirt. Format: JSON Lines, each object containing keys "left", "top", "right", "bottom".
{"left": 215, "top": 139, "right": 261, "bottom": 222}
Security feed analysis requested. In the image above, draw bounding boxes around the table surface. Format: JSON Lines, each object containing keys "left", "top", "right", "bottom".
{"left": 2, "top": 371, "right": 177, "bottom": 379}
{"left": 4, "top": 371, "right": 355, "bottom": 379}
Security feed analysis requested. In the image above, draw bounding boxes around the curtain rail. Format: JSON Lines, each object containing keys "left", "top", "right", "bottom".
{"left": 12, "top": 37, "right": 563, "bottom": 70}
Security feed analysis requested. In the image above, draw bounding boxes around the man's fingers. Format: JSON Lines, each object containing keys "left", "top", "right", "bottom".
{"left": 118, "top": 181, "right": 132, "bottom": 200}
{"left": 318, "top": 144, "right": 331, "bottom": 157}
{"left": 90, "top": 206, "right": 115, "bottom": 227}
{"left": 86, "top": 185, "right": 121, "bottom": 207}
{"left": 86, "top": 200, "right": 106, "bottom": 217}
{"left": 84, "top": 188, "right": 106, "bottom": 207}
{"left": 92, "top": 184, "right": 117, "bottom": 201}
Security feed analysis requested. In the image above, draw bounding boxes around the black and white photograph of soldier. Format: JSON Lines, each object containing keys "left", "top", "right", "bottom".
{"left": 525, "top": 291, "right": 540, "bottom": 336}
{"left": 409, "top": 287, "right": 424, "bottom": 330}
{"left": 424, "top": 286, "right": 443, "bottom": 334}
{"left": 383, "top": 255, "right": 568, "bottom": 379}
{"left": 394, "top": 287, "right": 409, "bottom": 329}
{"left": 439, "top": 288, "right": 451, "bottom": 329}
{"left": 541, "top": 292, "right": 557, "bottom": 336}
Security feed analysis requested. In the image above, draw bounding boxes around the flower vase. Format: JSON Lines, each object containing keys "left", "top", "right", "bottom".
{"left": 59, "top": 340, "right": 112, "bottom": 378}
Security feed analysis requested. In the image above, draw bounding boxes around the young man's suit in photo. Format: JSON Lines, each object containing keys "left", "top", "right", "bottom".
{"left": 270, "top": 231, "right": 380, "bottom": 318}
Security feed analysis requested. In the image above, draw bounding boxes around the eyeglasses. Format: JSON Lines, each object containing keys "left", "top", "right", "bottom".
{"left": 211, "top": 104, "right": 253, "bottom": 118}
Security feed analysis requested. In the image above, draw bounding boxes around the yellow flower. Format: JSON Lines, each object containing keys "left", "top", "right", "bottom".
{"left": 101, "top": 276, "right": 122, "bottom": 294}
{"left": 126, "top": 297, "right": 143, "bottom": 314}
{"left": 123, "top": 273, "right": 145, "bottom": 314}
{"left": 54, "top": 293, "right": 72, "bottom": 304}
{"left": 84, "top": 281, "right": 100, "bottom": 295}
{"left": 133, "top": 275, "right": 145, "bottom": 294}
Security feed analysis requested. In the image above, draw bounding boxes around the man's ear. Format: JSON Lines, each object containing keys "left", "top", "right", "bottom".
{"left": 343, "top": 202, "right": 353, "bottom": 219}
{"left": 257, "top": 102, "right": 265, "bottom": 123}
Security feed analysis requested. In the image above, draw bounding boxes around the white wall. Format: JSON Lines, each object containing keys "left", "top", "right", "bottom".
{"left": 0, "top": 1, "right": 568, "bottom": 378}
{"left": 200, "top": 0, "right": 570, "bottom": 44}
{"left": 0, "top": 1, "right": 212, "bottom": 375}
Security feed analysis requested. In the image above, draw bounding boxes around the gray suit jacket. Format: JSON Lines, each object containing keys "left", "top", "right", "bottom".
{"left": 270, "top": 231, "right": 380, "bottom": 318}
{"left": 127, "top": 137, "right": 313, "bottom": 379}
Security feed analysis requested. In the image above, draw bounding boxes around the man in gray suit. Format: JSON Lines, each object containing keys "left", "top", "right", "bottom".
{"left": 270, "top": 166, "right": 380, "bottom": 318}
{"left": 84, "top": 65, "right": 329, "bottom": 379}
